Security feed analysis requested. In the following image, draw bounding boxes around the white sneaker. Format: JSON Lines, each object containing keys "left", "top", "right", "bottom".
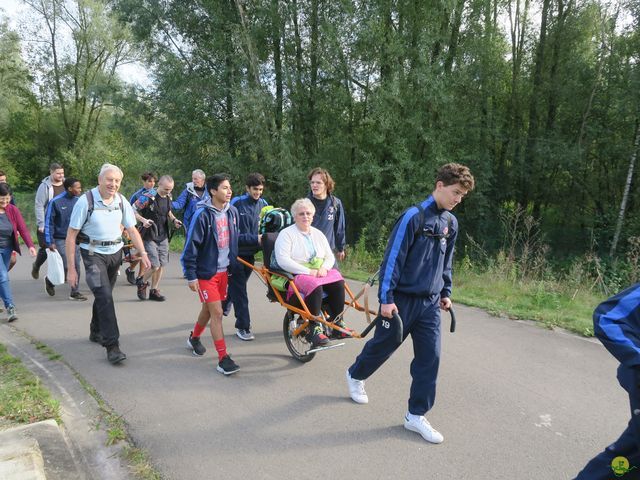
{"left": 236, "top": 328, "right": 255, "bottom": 341}
{"left": 404, "top": 413, "right": 444, "bottom": 444}
{"left": 346, "top": 370, "right": 368, "bottom": 404}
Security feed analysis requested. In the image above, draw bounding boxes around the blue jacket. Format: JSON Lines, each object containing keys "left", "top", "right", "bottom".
{"left": 230, "top": 194, "right": 269, "bottom": 256}
{"left": 307, "top": 193, "right": 346, "bottom": 253}
{"left": 594, "top": 283, "right": 640, "bottom": 369}
{"left": 129, "top": 187, "right": 150, "bottom": 205}
{"left": 181, "top": 201, "right": 239, "bottom": 282}
{"left": 44, "top": 192, "right": 79, "bottom": 244}
{"left": 378, "top": 196, "right": 457, "bottom": 304}
{"left": 172, "top": 182, "right": 210, "bottom": 230}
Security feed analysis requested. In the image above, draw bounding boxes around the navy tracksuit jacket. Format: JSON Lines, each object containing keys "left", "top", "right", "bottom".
{"left": 225, "top": 194, "right": 268, "bottom": 330}
{"left": 349, "top": 195, "right": 457, "bottom": 416}
{"left": 307, "top": 193, "right": 346, "bottom": 253}
{"left": 575, "top": 283, "right": 640, "bottom": 479}
{"left": 44, "top": 192, "right": 79, "bottom": 244}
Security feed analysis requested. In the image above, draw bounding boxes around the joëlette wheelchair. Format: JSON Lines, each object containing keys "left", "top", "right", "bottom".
{"left": 237, "top": 232, "right": 404, "bottom": 363}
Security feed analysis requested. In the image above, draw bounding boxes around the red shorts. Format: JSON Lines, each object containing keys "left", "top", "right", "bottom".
{"left": 197, "top": 271, "right": 228, "bottom": 303}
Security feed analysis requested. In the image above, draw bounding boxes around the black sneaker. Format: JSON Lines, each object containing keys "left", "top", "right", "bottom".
{"left": 149, "top": 289, "right": 166, "bottom": 301}
{"left": 330, "top": 319, "right": 353, "bottom": 339}
{"left": 45, "top": 277, "right": 55, "bottom": 296}
{"left": 187, "top": 332, "right": 206, "bottom": 356}
{"left": 69, "top": 292, "right": 88, "bottom": 301}
{"left": 31, "top": 262, "right": 39, "bottom": 279}
{"left": 216, "top": 355, "right": 239, "bottom": 375}
{"left": 309, "top": 324, "right": 330, "bottom": 348}
{"left": 106, "top": 345, "right": 126, "bottom": 364}
{"left": 125, "top": 268, "right": 137, "bottom": 285}
{"left": 136, "top": 277, "right": 148, "bottom": 300}
{"left": 89, "top": 332, "right": 103, "bottom": 344}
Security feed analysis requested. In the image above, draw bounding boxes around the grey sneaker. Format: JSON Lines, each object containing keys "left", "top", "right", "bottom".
{"left": 7, "top": 305, "right": 17, "bottom": 322}
{"left": 187, "top": 332, "right": 206, "bottom": 356}
{"left": 236, "top": 328, "right": 255, "bottom": 341}
{"left": 216, "top": 355, "right": 240, "bottom": 375}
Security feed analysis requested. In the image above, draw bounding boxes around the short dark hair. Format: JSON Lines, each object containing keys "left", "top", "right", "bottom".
{"left": 64, "top": 177, "right": 79, "bottom": 191}
{"left": 207, "top": 173, "right": 231, "bottom": 192}
{"left": 435, "top": 163, "right": 475, "bottom": 191}
{"left": 141, "top": 171, "right": 157, "bottom": 182}
{"left": 0, "top": 170, "right": 6, "bottom": 178}
{"left": 245, "top": 173, "right": 265, "bottom": 187}
{"left": 0, "top": 183, "right": 10, "bottom": 197}
{"left": 50, "top": 163, "right": 63, "bottom": 172}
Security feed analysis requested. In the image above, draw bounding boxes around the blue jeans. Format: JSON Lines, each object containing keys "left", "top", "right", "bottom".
{"left": 0, "top": 247, "right": 14, "bottom": 308}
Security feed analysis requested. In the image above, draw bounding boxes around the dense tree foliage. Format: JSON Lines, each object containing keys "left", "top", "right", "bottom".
{"left": 1, "top": 0, "right": 639, "bottom": 261}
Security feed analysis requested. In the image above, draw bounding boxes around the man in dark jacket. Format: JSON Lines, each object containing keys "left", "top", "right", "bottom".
{"left": 181, "top": 174, "right": 241, "bottom": 375}
{"left": 132, "top": 175, "right": 181, "bottom": 301}
{"left": 224, "top": 173, "right": 268, "bottom": 341}
{"left": 574, "top": 283, "right": 640, "bottom": 479}
{"left": 307, "top": 167, "right": 346, "bottom": 261}
{"left": 345, "top": 163, "right": 474, "bottom": 444}
{"left": 44, "top": 177, "right": 86, "bottom": 301}
{"left": 172, "top": 169, "right": 209, "bottom": 231}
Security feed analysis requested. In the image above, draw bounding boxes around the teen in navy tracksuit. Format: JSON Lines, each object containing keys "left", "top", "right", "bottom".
{"left": 346, "top": 163, "right": 475, "bottom": 444}
{"left": 225, "top": 173, "right": 268, "bottom": 341}
{"left": 307, "top": 167, "right": 346, "bottom": 260}
{"left": 43, "top": 177, "right": 86, "bottom": 300}
{"left": 181, "top": 174, "right": 242, "bottom": 375}
{"left": 574, "top": 283, "right": 640, "bottom": 479}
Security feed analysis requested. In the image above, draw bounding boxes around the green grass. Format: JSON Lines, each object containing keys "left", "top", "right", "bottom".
{"left": 454, "top": 269, "right": 599, "bottom": 336}
{"left": 0, "top": 343, "right": 60, "bottom": 426}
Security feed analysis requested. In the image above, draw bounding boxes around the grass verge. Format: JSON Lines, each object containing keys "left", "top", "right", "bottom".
{"left": 0, "top": 343, "right": 60, "bottom": 427}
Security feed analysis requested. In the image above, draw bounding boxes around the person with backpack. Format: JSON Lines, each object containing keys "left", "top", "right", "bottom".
{"left": 574, "top": 283, "right": 640, "bottom": 479}
{"left": 224, "top": 173, "right": 268, "bottom": 341}
{"left": 172, "top": 169, "right": 209, "bottom": 231}
{"left": 43, "top": 177, "right": 87, "bottom": 301}
{"left": 33, "top": 163, "right": 65, "bottom": 279}
{"left": 65, "top": 163, "right": 151, "bottom": 365}
{"left": 345, "top": 163, "right": 475, "bottom": 444}
{"left": 307, "top": 167, "right": 346, "bottom": 261}
{"left": 125, "top": 171, "right": 157, "bottom": 284}
{"left": 132, "top": 175, "right": 181, "bottom": 301}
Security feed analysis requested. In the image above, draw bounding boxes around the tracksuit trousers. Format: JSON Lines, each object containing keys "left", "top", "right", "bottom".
{"left": 574, "top": 366, "right": 640, "bottom": 479}
{"left": 349, "top": 291, "right": 441, "bottom": 416}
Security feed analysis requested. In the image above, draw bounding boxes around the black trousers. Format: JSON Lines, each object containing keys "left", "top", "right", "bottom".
{"left": 80, "top": 249, "right": 122, "bottom": 347}
{"left": 288, "top": 280, "right": 345, "bottom": 320}
{"left": 33, "top": 231, "right": 48, "bottom": 270}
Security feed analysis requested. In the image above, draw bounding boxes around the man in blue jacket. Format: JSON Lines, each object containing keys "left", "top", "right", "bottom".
{"left": 307, "top": 167, "right": 346, "bottom": 261}
{"left": 172, "top": 169, "right": 209, "bottom": 231}
{"left": 345, "top": 163, "right": 474, "bottom": 444}
{"left": 574, "top": 283, "right": 640, "bottom": 479}
{"left": 181, "top": 174, "right": 241, "bottom": 375}
{"left": 224, "top": 173, "right": 268, "bottom": 341}
{"left": 44, "top": 177, "right": 87, "bottom": 301}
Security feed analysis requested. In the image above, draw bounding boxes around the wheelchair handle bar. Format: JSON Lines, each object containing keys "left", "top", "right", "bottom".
{"left": 360, "top": 312, "right": 403, "bottom": 344}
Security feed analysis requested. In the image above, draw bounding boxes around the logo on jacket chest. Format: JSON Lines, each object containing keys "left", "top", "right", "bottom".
{"left": 327, "top": 206, "right": 335, "bottom": 221}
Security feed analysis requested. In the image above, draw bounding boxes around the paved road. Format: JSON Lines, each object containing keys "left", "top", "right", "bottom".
{"left": 2, "top": 257, "right": 628, "bottom": 479}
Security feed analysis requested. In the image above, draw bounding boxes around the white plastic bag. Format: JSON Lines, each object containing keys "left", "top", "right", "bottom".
{"left": 46, "top": 249, "right": 65, "bottom": 285}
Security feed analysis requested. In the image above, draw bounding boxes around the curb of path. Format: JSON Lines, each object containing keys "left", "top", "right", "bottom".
{"left": 0, "top": 323, "right": 133, "bottom": 480}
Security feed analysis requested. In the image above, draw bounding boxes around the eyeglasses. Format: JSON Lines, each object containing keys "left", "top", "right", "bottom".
{"left": 309, "top": 181, "right": 324, "bottom": 186}
{"left": 296, "top": 211, "right": 314, "bottom": 217}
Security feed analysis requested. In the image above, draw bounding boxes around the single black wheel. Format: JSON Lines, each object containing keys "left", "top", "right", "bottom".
{"left": 283, "top": 311, "right": 315, "bottom": 363}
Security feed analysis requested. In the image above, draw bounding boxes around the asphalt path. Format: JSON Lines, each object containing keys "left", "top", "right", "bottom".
{"left": 2, "top": 256, "right": 629, "bottom": 480}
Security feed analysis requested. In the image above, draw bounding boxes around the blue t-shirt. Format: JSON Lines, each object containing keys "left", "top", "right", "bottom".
{"left": 69, "top": 187, "right": 136, "bottom": 255}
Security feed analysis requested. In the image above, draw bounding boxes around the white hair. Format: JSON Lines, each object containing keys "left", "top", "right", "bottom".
{"left": 192, "top": 169, "right": 206, "bottom": 179}
{"left": 290, "top": 198, "right": 315, "bottom": 217}
{"left": 99, "top": 163, "right": 123, "bottom": 179}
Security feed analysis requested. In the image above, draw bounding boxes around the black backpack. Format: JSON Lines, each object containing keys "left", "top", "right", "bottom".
{"left": 76, "top": 190, "right": 126, "bottom": 244}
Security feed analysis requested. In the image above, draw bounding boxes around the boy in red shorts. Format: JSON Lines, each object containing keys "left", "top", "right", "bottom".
{"left": 180, "top": 173, "right": 240, "bottom": 375}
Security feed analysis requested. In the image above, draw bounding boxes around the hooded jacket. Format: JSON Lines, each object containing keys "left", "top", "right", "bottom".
{"left": 181, "top": 200, "right": 239, "bottom": 282}
{"left": 172, "top": 182, "right": 210, "bottom": 230}
{"left": 378, "top": 195, "right": 457, "bottom": 305}
{"left": 35, "top": 175, "right": 57, "bottom": 229}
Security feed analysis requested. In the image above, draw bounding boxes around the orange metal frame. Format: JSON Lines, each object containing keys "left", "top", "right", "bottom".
{"left": 237, "top": 257, "right": 378, "bottom": 339}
